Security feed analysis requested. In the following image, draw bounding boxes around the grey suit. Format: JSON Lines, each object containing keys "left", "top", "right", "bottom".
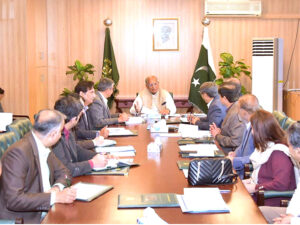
{"left": 88, "top": 91, "right": 119, "bottom": 129}
{"left": 52, "top": 130, "right": 96, "bottom": 177}
{"left": 195, "top": 95, "right": 227, "bottom": 130}
{"left": 215, "top": 102, "right": 246, "bottom": 154}
{"left": 0, "top": 132, "right": 70, "bottom": 224}
{"left": 233, "top": 126, "right": 255, "bottom": 179}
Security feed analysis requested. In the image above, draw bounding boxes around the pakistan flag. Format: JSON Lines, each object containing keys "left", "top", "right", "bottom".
{"left": 188, "top": 27, "right": 216, "bottom": 114}
{"left": 102, "top": 27, "right": 119, "bottom": 108}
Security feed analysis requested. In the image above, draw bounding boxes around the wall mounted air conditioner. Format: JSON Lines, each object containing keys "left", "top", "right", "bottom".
{"left": 205, "top": 0, "right": 261, "bottom": 16}
{"left": 252, "top": 38, "right": 284, "bottom": 112}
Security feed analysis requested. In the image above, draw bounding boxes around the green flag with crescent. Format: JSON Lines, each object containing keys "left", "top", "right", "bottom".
{"left": 188, "top": 27, "right": 216, "bottom": 114}
{"left": 102, "top": 27, "right": 119, "bottom": 108}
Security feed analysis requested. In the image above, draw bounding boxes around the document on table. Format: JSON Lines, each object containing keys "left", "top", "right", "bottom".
{"left": 107, "top": 127, "right": 134, "bottom": 136}
{"left": 95, "top": 145, "right": 135, "bottom": 153}
{"left": 94, "top": 139, "right": 116, "bottom": 147}
{"left": 159, "top": 133, "right": 182, "bottom": 137}
{"left": 177, "top": 188, "right": 230, "bottom": 213}
{"left": 178, "top": 124, "right": 211, "bottom": 138}
{"left": 72, "top": 182, "right": 113, "bottom": 202}
{"left": 179, "top": 144, "right": 217, "bottom": 157}
{"left": 182, "top": 169, "right": 188, "bottom": 178}
{"left": 93, "top": 158, "right": 135, "bottom": 171}
{"left": 125, "top": 116, "right": 144, "bottom": 125}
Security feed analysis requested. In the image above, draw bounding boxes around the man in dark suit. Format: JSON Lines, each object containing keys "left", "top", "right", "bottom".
{"left": 227, "top": 94, "right": 260, "bottom": 178}
{"left": 53, "top": 96, "right": 108, "bottom": 177}
{"left": 73, "top": 81, "right": 108, "bottom": 148}
{"left": 0, "top": 109, "right": 76, "bottom": 223}
{"left": 210, "top": 82, "right": 246, "bottom": 154}
{"left": 88, "top": 77, "right": 129, "bottom": 129}
{"left": 188, "top": 82, "right": 227, "bottom": 130}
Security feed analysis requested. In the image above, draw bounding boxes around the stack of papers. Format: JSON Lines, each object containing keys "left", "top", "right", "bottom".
{"left": 95, "top": 145, "right": 136, "bottom": 157}
{"left": 179, "top": 144, "right": 218, "bottom": 157}
{"left": 93, "top": 158, "right": 135, "bottom": 171}
{"left": 107, "top": 127, "right": 134, "bottom": 136}
{"left": 178, "top": 124, "right": 211, "bottom": 138}
{"left": 125, "top": 116, "right": 144, "bottom": 125}
{"left": 177, "top": 188, "right": 230, "bottom": 213}
{"left": 94, "top": 139, "right": 116, "bottom": 147}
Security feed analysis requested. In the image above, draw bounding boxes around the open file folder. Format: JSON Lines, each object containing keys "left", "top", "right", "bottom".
{"left": 177, "top": 188, "right": 230, "bottom": 213}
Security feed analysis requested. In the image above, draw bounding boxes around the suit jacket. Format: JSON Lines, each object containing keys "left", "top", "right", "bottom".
{"left": 88, "top": 91, "right": 119, "bottom": 129}
{"left": 52, "top": 130, "right": 96, "bottom": 177}
{"left": 0, "top": 132, "right": 70, "bottom": 223}
{"left": 75, "top": 110, "right": 98, "bottom": 140}
{"left": 215, "top": 102, "right": 246, "bottom": 154}
{"left": 195, "top": 95, "right": 227, "bottom": 130}
{"left": 233, "top": 126, "right": 255, "bottom": 179}
{"left": 0, "top": 102, "right": 3, "bottom": 112}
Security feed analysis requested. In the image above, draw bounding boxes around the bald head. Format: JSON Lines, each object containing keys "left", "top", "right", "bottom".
{"left": 145, "top": 75, "right": 159, "bottom": 95}
{"left": 33, "top": 109, "right": 65, "bottom": 136}
{"left": 238, "top": 94, "right": 260, "bottom": 122}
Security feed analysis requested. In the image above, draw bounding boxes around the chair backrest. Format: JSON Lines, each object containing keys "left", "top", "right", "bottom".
{"left": 6, "top": 118, "right": 32, "bottom": 140}
{"left": 273, "top": 111, "right": 288, "bottom": 128}
{"left": 283, "top": 117, "right": 296, "bottom": 130}
{"left": 0, "top": 131, "right": 18, "bottom": 159}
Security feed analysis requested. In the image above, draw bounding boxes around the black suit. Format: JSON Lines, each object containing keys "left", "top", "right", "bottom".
{"left": 52, "top": 130, "right": 96, "bottom": 177}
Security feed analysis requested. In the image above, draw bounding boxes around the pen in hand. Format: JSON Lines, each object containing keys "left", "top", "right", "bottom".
{"left": 65, "top": 174, "right": 72, "bottom": 188}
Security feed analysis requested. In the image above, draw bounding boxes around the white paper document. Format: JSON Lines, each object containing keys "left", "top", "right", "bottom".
{"left": 125, "top": 117, "right": 144, "bottom": 125}
{"left": 93, "top": 158, "right": 134, "bottom": 171}
{"left": 72, "top": 182, "right": 113, "bottom": 201}
{"left": 107, "top": 127, "right": 134, "bottom": 136}
{"left": 182, "top": 169, "right": 188, "bottom": 178}
{"left": 177, "top": 188, "right": 230, "bottom": 213}
{"left": 179, "top": 144, "right": 217, "bottom": 157}
{"left": 95, "top": 145, "right": 135, "bottom": 153}
{"left": 159, "top": 133, "right": 182, "bottom": 137}
{"left": 178, "top": 124, "right": 211, "bottom": 138}
{"left": 0, "top": 112, "right": 13, "bottom": 131}
{"left": 94, "top": 139, "right": 116, "bottom": 147}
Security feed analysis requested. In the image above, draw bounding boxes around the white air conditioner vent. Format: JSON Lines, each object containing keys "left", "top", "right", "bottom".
{"left": 205, "top": 0, "right": 262, "bottom": 16}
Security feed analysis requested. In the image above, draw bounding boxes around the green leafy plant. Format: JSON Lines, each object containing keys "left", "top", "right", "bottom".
{"left": 216, "top": 52, "right": 251, "bottom": 94}
{"left": 61, "top": 60, "right": 96, "bottom": 96}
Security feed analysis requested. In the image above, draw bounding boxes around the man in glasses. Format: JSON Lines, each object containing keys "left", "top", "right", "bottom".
{"left": 88, "top": 77, "right": 129, "bottom": 129}
{"left": 130, "top": 75, "right": 176, "bottom": 115}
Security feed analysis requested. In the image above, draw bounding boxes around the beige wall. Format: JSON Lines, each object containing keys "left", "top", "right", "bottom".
{"left": 1, "top": 0, "right": 300, "bottom": 120}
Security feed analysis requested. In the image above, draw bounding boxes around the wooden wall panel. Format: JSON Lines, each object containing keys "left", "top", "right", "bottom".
{"left": 1, "top": 0, "right": 300, "bottom": 116}
{"left": 0, "top": 0, "right": 28, "bottom": 115}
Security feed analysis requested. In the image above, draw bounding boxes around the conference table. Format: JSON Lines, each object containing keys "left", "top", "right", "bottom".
{"left": 42, "top": 123, "right": 267, "bottom": 224}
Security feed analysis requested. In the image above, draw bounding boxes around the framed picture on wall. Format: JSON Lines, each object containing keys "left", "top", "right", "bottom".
{"left": 153, "top": 18, "right": 179, "bottom": 51}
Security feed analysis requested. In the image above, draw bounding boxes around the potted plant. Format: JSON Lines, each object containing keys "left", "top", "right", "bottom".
{"left": 216, "top": 52, "right": 251, "bottom": 94}
{"left": 61, "top": 60, "right": 96, "bottom": 96}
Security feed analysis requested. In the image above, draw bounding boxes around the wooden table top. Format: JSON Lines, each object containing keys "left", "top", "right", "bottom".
{"left": 42, "top": 124, "right": 266, "bottom": 224}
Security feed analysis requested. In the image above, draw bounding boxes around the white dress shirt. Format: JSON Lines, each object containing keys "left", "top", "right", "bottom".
{"left": 130, "top": 91, "right": 176, "bottom": 115}
{"left": 32, "top": 132, "right": 64, "bottom": 206}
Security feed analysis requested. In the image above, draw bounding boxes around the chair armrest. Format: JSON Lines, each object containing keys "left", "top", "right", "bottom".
{"left": 257, "top": 190, "right": 295, "bottom": 206}
{"left": 244, "top": 163, "right": 253, "bottom": 179}
{"left": 280, "top": 200, "right": 290, "bottom": 207}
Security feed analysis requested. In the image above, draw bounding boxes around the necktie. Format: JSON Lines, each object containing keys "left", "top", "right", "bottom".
{"left": 240, "top": 127, "right": 252, "bottom": 153}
